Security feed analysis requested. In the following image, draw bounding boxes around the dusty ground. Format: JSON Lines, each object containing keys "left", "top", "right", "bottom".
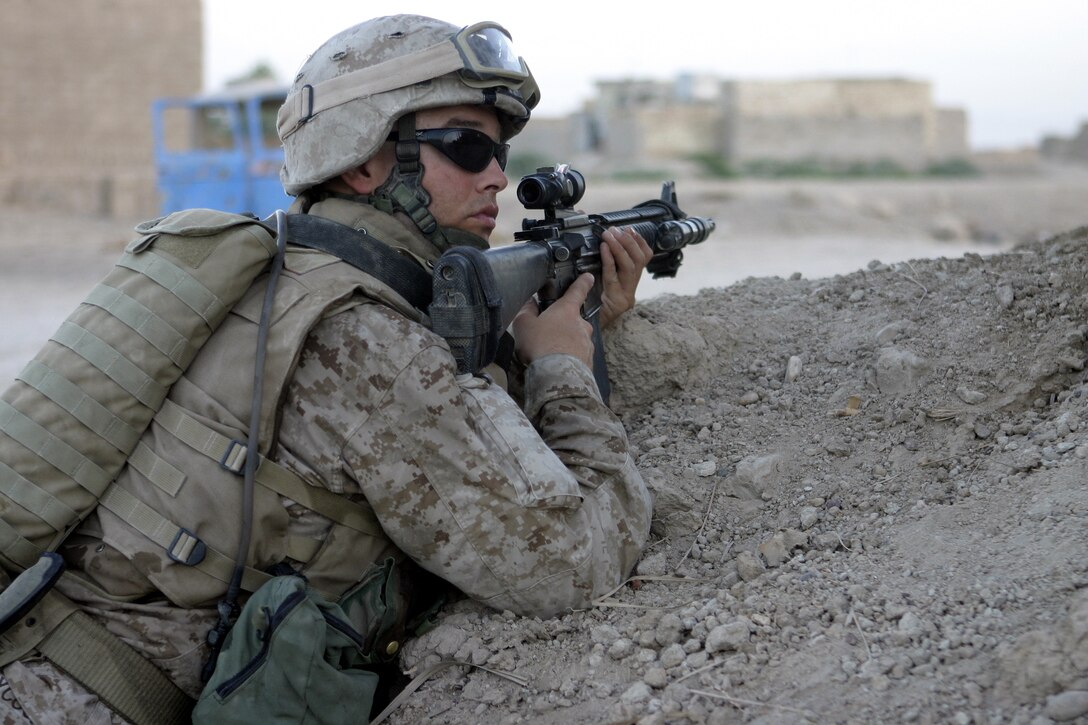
{"left": 2, "top": 172, "right": 1087, "bottom": 724}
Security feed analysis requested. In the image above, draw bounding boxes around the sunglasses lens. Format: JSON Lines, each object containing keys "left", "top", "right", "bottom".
{"left": 417, "top": 129, "right": 508, "bottom": 173}
{"left": 443, "top": 130, "right": 492, "bottom": 172}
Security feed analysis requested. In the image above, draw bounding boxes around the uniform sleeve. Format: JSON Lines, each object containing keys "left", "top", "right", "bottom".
{"left": 342, "top": 335, "right": 653, "bottom": 618}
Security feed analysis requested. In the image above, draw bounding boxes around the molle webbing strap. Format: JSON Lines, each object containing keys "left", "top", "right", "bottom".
{"left": 127, "top": 441, "right": 186, "bottom": 497}
{"left": 154, "top": 400, "right": 383, "bottom": 537}
{"left": 83, "top": 284, "right": 197, "bottom": 369}
{"left": 50, "top": 322, "right": 167, "bottom": 409}
{"left": 283, "top": 213, "right": 433, "bottom": 313}
{"left": 16, "top": 360, "right": 141, "bottom": 453}
{"left": 92, "top": 397, "right": 382, "bottom": 598}
{"left": 115, "top": 251, "right": 227, "bottom": 326}
{"left": 0, "top": 457, "right": 78, "bottom": 532}
{"left": 0, "top": 401, "right": 112, "bottom": 498}
{"left": 96, "top": 485, "right": 272, "bottom": 593}
{"left": 0, "top": 518, "right": 41, "bottom": 570}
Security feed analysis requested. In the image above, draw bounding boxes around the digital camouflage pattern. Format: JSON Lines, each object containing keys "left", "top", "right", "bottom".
{"left": 0, "top": 195, "right": 652, "bottom": 719}
{"left": 1, "top": 658, "right": 122, "bottom": 724}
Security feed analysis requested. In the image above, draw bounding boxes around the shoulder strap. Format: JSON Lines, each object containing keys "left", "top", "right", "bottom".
{"left": 0, "top": 566, "right": 193, "bottom": 725}
{"left": 284, "top": 213, "right": 433, "bottom": 313}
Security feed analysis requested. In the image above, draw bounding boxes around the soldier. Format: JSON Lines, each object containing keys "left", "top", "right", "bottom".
{"left": 0, "top": 14, "right": 653, "bottom": 723}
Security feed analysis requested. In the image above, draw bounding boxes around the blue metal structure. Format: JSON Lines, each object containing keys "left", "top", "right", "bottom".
{"left": 152, "top": 85, "right": 291, "bottom": 218}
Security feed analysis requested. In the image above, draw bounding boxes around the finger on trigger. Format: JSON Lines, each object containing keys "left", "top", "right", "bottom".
{"left": 567, "top": 272, "right": 595, "bottom": 306}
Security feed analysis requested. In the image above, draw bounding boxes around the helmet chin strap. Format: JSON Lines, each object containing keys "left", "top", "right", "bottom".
{"left": 361, "top": 114, "right": 492, "bottom": 252}
{"left": 366, "top": 114, "right": 454, "bottom": 250}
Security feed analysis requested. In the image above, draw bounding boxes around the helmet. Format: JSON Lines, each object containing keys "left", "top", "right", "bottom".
{"left": 277, "top": 15, "right": 539, "bottom": 196}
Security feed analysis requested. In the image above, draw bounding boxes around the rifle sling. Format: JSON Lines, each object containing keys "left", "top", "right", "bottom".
{"left": 284, "top": 214, "right": 530, "bottom": 381}
{"left": 284, "top": 213, "right": 433, "bottom": 313}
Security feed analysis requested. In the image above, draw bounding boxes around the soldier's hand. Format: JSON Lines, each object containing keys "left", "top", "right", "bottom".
{"left": 512, "top": 273, "right": 596, "bottom": 368}
{"left": 598, "top": 226, "right": 653, "bottom": 328}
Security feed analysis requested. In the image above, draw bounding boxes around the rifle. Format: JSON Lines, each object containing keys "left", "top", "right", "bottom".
{"left": 430, "top": 164, "right": 715, "bottom": 403}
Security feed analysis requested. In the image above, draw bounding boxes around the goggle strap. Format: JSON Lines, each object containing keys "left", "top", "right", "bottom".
{"left": 278, "top": 41, "right": 461, "bottom": 138}
{"left": 278, "top": 24, "right": 536, "bottom": 139}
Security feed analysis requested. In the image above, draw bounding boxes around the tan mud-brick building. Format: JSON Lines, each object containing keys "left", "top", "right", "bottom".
{"left": 0, "top": 0, "right": 201, "bottom": 217}
{"left": 516, "top": 75, "right": 970, "bottom": 176}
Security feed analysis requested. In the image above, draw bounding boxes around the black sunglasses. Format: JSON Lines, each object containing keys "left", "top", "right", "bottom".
{"left": 413, "top": 128, "right": 509, "bottom": 173}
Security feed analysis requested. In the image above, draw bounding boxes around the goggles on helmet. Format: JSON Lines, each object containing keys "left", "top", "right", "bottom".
{"left": 278, "top": 21, "right": 539, "bottom": 140}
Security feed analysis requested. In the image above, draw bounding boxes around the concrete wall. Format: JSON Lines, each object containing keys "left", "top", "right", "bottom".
{"left": 573, "top": 77, "right": 726, "bottom": 173}
{"left": 510, "top": 116, "right": 580, "bottom": 168}
{"left": 933, "top": 108, "right": 970, "bottom": 161}
{"left": 630, "top": 106, "right": 723, "bottom": 160}
{"left": 584, "top": 76, "right": 970, "bottom": 174}
{"left": 725, "top": 79, "right": 935, "bottom": 171}
{"left": 0, "top": 0, "right": 202, "bottom": 217}
{"left": 1041, "top": 121, "right": 1088, "bottom": 164}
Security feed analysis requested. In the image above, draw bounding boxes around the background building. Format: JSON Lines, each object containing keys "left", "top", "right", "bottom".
{"left": 516, "top": 75, "right": 971, "bottom": 176}
{"left": 1040, "top": 122, "right": 1088, "bottom": 165}
{"left": 0, "top": 0, "right": 202, "bottom": 217}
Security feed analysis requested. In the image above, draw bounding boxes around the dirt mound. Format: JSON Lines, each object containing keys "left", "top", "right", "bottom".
{"left": 393, "top": 227, "right": 1088, "bottom": 724}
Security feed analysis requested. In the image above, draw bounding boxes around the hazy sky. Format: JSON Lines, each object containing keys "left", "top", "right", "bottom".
{"left": 204, "top": 0, "right": 1088, "bottom": 150}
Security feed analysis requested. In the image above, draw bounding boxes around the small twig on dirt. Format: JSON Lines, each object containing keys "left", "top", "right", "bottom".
{"left": 592, "top": 600, "right": 690, "bottom": 611}
{"left": 894, "top": 261, "right": 929, "bottom": 301}
{"left": 689, "top": 689, "right": 815, "bottom": 718}
{"left": 675, "top": 659, "right": 725, "bottom": 683}
{"left": 676, "top": 475, "right": 722, "bottom": 571}
{"left": 586, "top": 575, "right": 708, "bottom": 612}
{"left": 836, "top": 532, "right": 874, "bottom": 563}
{"left": 642, "top": 535, "right": 671, "bottom": 553}
{"left": 847, "top": 610, "right": 873, "bottom": 660}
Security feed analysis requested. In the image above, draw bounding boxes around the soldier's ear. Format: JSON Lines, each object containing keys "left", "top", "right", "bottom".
{"left": 340, "top": 145, "right": 395, "bottom": 194}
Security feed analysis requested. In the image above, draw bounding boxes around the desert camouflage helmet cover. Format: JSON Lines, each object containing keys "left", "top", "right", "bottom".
{"left": 277, "top": 15, "right": 540, "bottom": 195}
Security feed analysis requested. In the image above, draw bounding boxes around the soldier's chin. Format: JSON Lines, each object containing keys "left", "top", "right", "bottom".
{"left": 462, "top": 221, "right": 494, "bottom": 241}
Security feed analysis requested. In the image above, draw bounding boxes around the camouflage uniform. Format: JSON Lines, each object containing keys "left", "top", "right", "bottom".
{"left": 276, "top": 196, "right": 653, "bottom": 615}
{"left": 0, "top": 195, "right": 652, "bottom": 720}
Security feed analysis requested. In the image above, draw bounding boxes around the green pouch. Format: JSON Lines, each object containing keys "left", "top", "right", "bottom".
{"left": 193, "top": 559, "right": 403, "bottom": 725}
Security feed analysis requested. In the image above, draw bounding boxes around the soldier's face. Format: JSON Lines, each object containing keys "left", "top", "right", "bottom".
{"left": 413, "top": 105, "right": 509, "bottom": 240}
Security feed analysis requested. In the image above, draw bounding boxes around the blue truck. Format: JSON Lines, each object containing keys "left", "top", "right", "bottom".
{"left": 152, "top": 84, "right": 291, "bottom": 218}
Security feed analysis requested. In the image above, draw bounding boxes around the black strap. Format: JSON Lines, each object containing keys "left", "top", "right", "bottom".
{"left": 494, "top": 332, "right": 516, "bottom": 375}
{"left": 283, "top": 214, "right": 433, "bottom": 313}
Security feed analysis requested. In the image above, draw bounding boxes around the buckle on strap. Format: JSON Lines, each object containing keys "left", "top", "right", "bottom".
{"left": 219, "top": 439, "right": 247, "bottom": 474}
{"left": 168, "top": 528, "right": 207, "bottom": 566}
